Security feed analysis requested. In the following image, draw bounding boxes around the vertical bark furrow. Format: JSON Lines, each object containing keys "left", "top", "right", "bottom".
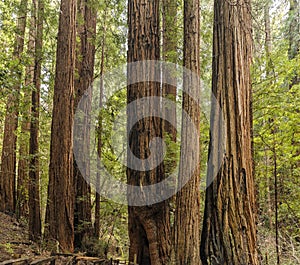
{"left": 201, "top": 1, "right": 259, "bottom": 264}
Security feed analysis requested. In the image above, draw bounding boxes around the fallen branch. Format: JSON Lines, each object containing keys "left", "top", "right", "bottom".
{"left": 0, "top": 257, "right": 31, "bottom": 265}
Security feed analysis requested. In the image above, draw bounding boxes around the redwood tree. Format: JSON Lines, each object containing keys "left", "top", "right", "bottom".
{"left": 45, "top": 0, "right": 77, "bottom": 252}
{"left": 0, "top": 0, "right": 28, "bottom": 213}
{"left": 73, "top": 0, "right": 97, "bottom": 249}
{"left": 28, "top": 0, "right": 43, "bottom": 242}
{"left": 16, "top": 1, "right": 36, "bottom": 219}
{"left": 127, "top": 0, "right": 171, "bottom": 264}
{"left": 200, "top": 1, "right": 259, "bottom": 264}
{"left": 174, "top": 0, "right": 201, "bottom": 263}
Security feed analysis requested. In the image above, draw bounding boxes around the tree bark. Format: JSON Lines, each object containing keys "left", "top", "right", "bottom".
{"left": 127, "top": 0, "right": 171, "bottom": 264}
{"left": 288, "top": 0, "right": 299, "bottom": 60}
{"left": 0, "top": 0, "right": 28, "bottom": 213}
{"left": 16, "top": 4, "right": 36, "bottom": 219}
{"left": 162, "top": 0, "right": 177, "bottom": 143}
{"left": 200, "top": 1, "right": 259, "bottom": 264}
{"left": 28, "top": 0, "right": 43, "bottom": 242}
{"left": 162, "top": 0, "right": 178, "bottom": 262}
{"left": 45, "top": 0, "right": 77, "bottom": 253}
{"left": 94, "top": 15, "right": 106, "bottom": 240}
{"left": 73, "top": 0, "right": 96, "bottom": 249}
{"left": 263, "top": 1, "right": 274, "bottom": 231}
{"left": 174, "top": 0, "right": 201, "bottom": 264}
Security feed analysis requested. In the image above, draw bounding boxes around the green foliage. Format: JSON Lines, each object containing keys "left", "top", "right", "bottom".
{"left": 81, "top": 236, "right": 108, "bottom": 258}
{"left": 252, "top": 1, "right": 300, "bottom": 261}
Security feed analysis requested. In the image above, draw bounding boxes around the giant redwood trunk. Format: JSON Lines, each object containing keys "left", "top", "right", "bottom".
{"left": 45, "top": 0, "right": 77, "bottom": 252}
{"left": 200, "top": 1, "right": 259, "bottom": 264}
{"left": 174, "top": 0, "right": 201, "bottom": 264}
{"left": 0, "top": 0, "right": 28, "bottom": 213}
{"left": 74, "top": 0, "right": 96, "bottom": 249}
{"left": 127, "top": 0, "right": 171, "bottom": 264}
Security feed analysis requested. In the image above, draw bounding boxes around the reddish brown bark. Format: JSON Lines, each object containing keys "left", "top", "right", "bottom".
{"left": 200, "top": 1, "right": 259, "bottom": 264}
{"left": 73, "top": 0, "right": 96, "bottom": 249}
{"left": 28, "top": 0, "right": 43, "bottom": 242}
{"left": 174, "top": 0, "right": 201, "bottom": 264}
{"left": 45, "top": 0, "right": 77, "bottom": 252}
{"left": 16, "top": 9, "right": 35, "bottom": 218}
{"left": 0, "top": 0, "right": 28, "bottom": 213}
{"left": 127, "top": 0, "right": 171, "bottom": 264}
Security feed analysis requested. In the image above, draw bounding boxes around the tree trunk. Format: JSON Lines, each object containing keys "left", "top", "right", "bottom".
{"left": 288, "top": 0, "right": 299, "bottom": 61}
{"left": 28, "top": 0, "right": 43, "bottom": 242}
{"left": 200, "top": 1, "right": 259, "bottom": 264}
{"left": 162, "top": 0, "right": 178, "bottom": 262}
{"left": 162, "top": 0, "right": 177, "bottom": 143}
{"left": 16, "top": 4, "right": 36, "bottom": 219}
{"left": 74, "top": 0, "right": 96, "bottom": 249}
{"left": 264, "top": 1, "right": 273, "bottom": 231}
{"left": 174, "top": 0, "right": 201, "bottom": 264}
{"left": 127, "top": 0, "right": 171, "bottom": 264}
{"left": 45, "top": 0, "right": 77, "bottom": 253}
{"left": 94, "top": 16, "right": 106, "bottom": 240}
{"left": 0, "top": 0, "right": 28, "bottom": 213}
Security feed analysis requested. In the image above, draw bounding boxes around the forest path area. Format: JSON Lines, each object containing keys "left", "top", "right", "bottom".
{"left": 0, "top": 212, "right": 133, "bottom": 264}
{"left": 0, "top": 212, "right": 43, "bottom": 261}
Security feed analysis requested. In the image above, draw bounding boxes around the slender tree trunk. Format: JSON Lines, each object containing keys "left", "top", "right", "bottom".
{"left": 28, "top": 0, "right": 43, "bottom": 242}
{"left": 127, "top": 0, "right": 171, "bottom": 264}
{"left": 16, "top": 5, "right": 36, "bottom": 219}
{"left": 264, "top": 2, "right": 273, "bottom": 231}
{"left": 200, "top": 1, "right": 259, "bottom": 264}
{"left": 162, "top": 0, "right": 177, "bottom": 143}
{"left": 162, "top": 0, "right": 178, "bottom": 262}
{"left": 94, "top": 21, "right": 106, "bottom": 240}
{"left": 45, "top": 0, "right": 77, "bottom": 253}
{"left": 74, "top": 0, "right": 96, "bottom": 249}
{"left": 174, "top": 0, "right": 201, "bottom": 264}
{"left": 288, "top": 0, "right": 299, "bottom": 61}
{"left": 0, "top": 0, "right": 28, "bottom": 213}
{"left": 273, "top": 147, "right": 280, "bottom": 265}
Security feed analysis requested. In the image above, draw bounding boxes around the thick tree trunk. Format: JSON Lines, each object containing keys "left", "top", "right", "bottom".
{"left": 127, "top": 0, "right": 171, "bottom": 264}
{"left": 73, "top": 0, "right": 96, "bottom": 249}
{"left": 0, "top": 0, "right": 28, "bottom": 213}
{"left": 28, "top": 0, "right": 43, "bottom": 242}
{"left": 45, "top": 0, "right": 77, "bottom": 253}
{"left": 174, "top": 0, "right": 201, "bottom": 264}
{"left": 200, "top": 1, "right": 259, "bottom": 265}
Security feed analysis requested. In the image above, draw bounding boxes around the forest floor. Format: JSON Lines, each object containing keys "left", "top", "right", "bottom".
{"left": 0, "top": 211, "right": 46, "bottom": 261}
{"left": 0, "top": 212, "right": 126, "bottom": 264}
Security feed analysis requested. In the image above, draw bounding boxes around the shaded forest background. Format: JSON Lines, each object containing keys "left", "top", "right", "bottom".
{"left": 0, "top": 0, "right": 299, "bottom": 264}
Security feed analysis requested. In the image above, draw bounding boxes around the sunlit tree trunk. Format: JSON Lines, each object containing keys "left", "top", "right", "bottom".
{"left": 200, "top": 1, "right": 259, "bottom": 264}
{"left": 94, "top": 14, "right": 106, "bottom": 240}
{"left": 16, "top": 2, "right": 36, "bottom": 219}
{"left": 264, "top": 1, "right": 273, "bottom": 231}
{"left": 28, "top": 0, "right": 43, "bottom": 242}
{"left": 45, "top": 0, "right": 77, "bottom": 252}
{"left": 0, "top": 0, "right": 28, "bottom": 213}
{"left": 174, "top": 0, "right": 201, "bottom": 264}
